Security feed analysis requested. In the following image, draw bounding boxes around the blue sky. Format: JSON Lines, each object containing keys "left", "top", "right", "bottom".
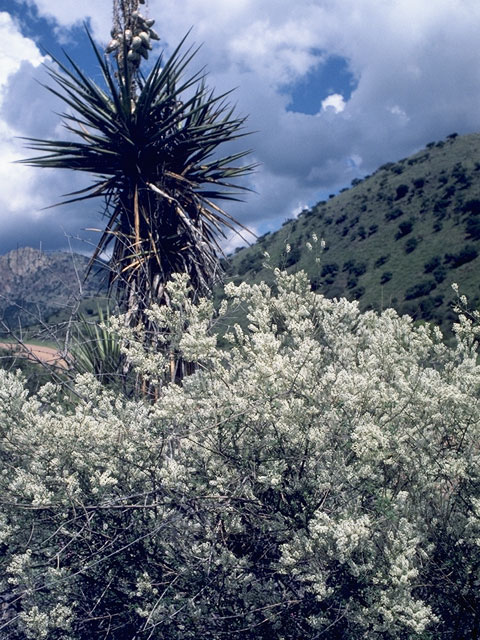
{"left": 1, "top": 0, "right": 480, "bottom": 255}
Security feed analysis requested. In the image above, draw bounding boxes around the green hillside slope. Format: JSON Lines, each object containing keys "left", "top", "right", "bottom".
{"left": 228, "top": 132, "right": 480, "bottom": 334}
{"left": 0, "top": 247, "right": 108, "bottom": 330}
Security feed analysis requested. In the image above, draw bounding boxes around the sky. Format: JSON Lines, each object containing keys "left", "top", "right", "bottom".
{"left": 1, "top": 0, "right": 480, "bottom": 255}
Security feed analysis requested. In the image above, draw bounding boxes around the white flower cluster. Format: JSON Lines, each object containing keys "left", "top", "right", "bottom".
{"left": 1, "top": 269, "right": 480, "bottom": 638}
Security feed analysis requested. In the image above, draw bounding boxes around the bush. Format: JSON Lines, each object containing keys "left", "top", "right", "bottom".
{"left": 433, "top": 199, "right": 449, "bottom": 217}
{"left": 350, "top": 286, "right": 365, "bottom": 298}
{"left": 285, "top": 246, "right": 301, "bottom": 268}
{"left": 385, "top": 208, "right": 404, "bottom": 222}
{"left": 395, "top": 184, "right": 409, "bottom": 200}
{"left": 404, "top": 237, "right": 419, "bottom": 253}
{"left": 396, "top": 220, "right": 414, "bottom": 240}
{"left": 343, "top": 260, "right": 367, "bottom": 277}
{"left": 374, "top": 255, "right": 390, "bottom": 268}
{"left": 466, "top": 217, "right": 480, "bottom": 241}
{"left": 405, "top": 279, "right": 437, "bottom": 299}
{"left": 444, "top": 245, "right": 478, "bottom": 269}
{"left": 2, "top": 273, "right": 480, "bottom": 639}
{"left": 433, "top": 266, "right": 447, "bottom": 283}
{"left": 238, "top": 252, "right": 263, "bottom": 275}
{"left": 258, "top": 231, "right": 271, "bottom": 243}
{"left": 321, "top": 263, "right": 339, "bottom": 279}
{"left": 380, "top": 271, "right": 393, "bottom": 284}
{"left": 413, "top": 177, "right": 425, "bottom": 189}
{"left": 462, "top": 199, "right": 480, "bottom": 216}
{"left": 424, "top": 256, "right": 441, "bottom": 273}
{"left": 347, "top": 275, "right": 359, "bottom": 289}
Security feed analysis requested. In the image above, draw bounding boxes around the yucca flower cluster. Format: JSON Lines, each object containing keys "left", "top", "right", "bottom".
{"left": 107, "top": 0, "right": 160, "bottom": 72}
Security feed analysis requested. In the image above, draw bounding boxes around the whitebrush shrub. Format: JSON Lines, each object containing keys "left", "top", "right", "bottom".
{"left": 1, "top": 270, "right": 480, "bottom": 639}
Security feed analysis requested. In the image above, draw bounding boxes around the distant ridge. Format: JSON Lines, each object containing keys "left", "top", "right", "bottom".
{"left": 0, "top": 247, "right": 107, "bottom": 329}
{"left": 228, "top": 132, "right": 480, "bottom": 334}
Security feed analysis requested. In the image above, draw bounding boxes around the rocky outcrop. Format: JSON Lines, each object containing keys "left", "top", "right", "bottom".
{"left": 0, "top": 247, "right": 107, "bottom": 328}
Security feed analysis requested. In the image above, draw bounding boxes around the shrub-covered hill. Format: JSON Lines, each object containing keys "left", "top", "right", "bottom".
{"left": 227, "top": 132, "right": 480, "bottom": 334}
{"left": 0, "top": 247, "right": 108, "bottom": 330}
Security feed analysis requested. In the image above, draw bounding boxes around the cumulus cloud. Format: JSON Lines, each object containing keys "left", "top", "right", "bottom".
{"left": 0, "top": 12, "right": 101, "bottom": 255}
{"left": 321, "top": 94, "right": 346, "bottom": 113}
{"left": 2, "top": 0, "right": 480, "bottom": 251}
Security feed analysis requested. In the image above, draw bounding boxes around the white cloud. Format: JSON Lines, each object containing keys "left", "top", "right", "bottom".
{"left": 321, "top": 93, "right": 346, "bottom": 113}
{"left": 0, "top": 12, "right": 100, "bottom": 254}
{"left": 0, "top": 14, "right": 47, "bottom": 228}
{"left": 0, "top": 12, "right": 43, "bottom": 90}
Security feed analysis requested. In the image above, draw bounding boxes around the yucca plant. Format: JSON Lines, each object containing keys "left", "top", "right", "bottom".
{"left": 21, "top": 0, "right": 254, "bottom": 327}
{"left": 71, "top": 308, "right": 124, "bottom": 387}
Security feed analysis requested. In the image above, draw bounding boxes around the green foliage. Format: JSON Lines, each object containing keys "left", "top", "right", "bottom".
{"left": 70, "top": 309, "right": 123, "bottom": 388}
{"left": 444, "top": 245, "right": 478, "bottom": 268}
{"left": 404, "top": 237, "right": 419, "bottom": 253}
{"left": 432, "top": 265, "right": 446, "bottom": 284}
{"left": 343, "top": 260, "right": 367, "bottom": 277}
{"left": 424, "top": 256, "right": 441, "bottom": 273}
{"left": 385, "top": 207, "right": 404, "bottom": 221}
{"left": 405, "top": 280, "right": 437, "bottom": 300}
{"left": 374, "top": 255, "right": 390, "bottom": 268}
{"left": 395, "top": 220, "right": 414, "bottom": 239}
{"left": 238, "top": 252, "right": 263, "bottom": 276}
{"left": 395, "top": 184, "right": 409, "bottom": 200}
{"left": 465, "top": 216, "right": 480, "bottom": 241}
{"left": 284, "top": 246, "right": 301, "bottom": 268}
{"left": 2, "top": 272, "right": 480, "bottom": 638}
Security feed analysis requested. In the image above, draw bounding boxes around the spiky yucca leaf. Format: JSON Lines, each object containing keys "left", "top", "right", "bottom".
{"left": 21, "top": 31, "right": 255, "bottom": 317}
{"left": 71, "top": 308, "right": 123, "bottom": 386}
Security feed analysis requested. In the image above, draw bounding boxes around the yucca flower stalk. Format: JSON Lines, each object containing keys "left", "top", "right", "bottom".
{"left": 21, "top": 0, "right": 254, "bottom": 328}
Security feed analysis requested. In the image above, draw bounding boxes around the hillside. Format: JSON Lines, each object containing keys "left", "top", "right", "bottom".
{"left": 228, "top": 132, "right": 480, "bottom": 334}
{"left": 0, "top": 247, "right": 108, "bottom": 330}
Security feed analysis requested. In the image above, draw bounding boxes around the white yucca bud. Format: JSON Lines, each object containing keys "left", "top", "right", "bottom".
{"left": 139, "top": 31, "right": 151, "bottom": 48}
{"left": 106, "top": 38, "right": 120, "bottom": 53}
{"left": 127, "top": 49, "right": 141, "bottom": 62}
{"left": 131, "top": 36, "right": 142, "bottom": 50}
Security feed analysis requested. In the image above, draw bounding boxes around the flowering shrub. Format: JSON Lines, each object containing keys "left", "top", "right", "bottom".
{"left": 1, "top": 270, "right": 480, "bottom": 639}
